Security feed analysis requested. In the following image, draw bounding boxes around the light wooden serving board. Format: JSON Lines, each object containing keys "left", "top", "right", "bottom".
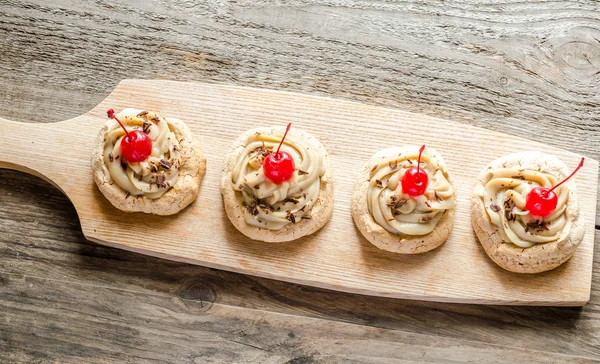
{"left": 1, "top": 80, "right": 597, "bottom": 306}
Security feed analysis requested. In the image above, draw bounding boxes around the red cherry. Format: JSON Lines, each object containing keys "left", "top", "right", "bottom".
{"left": 525, "top": 187, "right": 557, "bottom": 217}
{"left": 120, "top": 130, "right": 152, "bottom": 162}
{"left": 401, "top": 145, "right": 429, "bottom": 197}
{"left": 525, "top": 157, "right": 584, "bottom": 217}
{"left": 107, "top": 109, "right": 152, "bottom": 163}
{"left": 263, "top": 123, "right": 295, "bottom": 184}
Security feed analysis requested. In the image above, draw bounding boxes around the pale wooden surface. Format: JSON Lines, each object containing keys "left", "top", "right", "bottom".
{"left": 1, "top": 0, "right": 600, "bottom": 362}
{"left": 1, "top": 79, "right": 597, "bottom": 306}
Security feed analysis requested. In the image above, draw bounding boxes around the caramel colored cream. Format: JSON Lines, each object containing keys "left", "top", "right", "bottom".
{"left": 103, "top": 109, "right": 181, "bottom": 199}
{"left": 481, "top": 169, "right": 568, "bottom": 248}
{"left": 368, "top": 152, "right": 455, "bottom": 236}
{"left": 231, "top": 130, "right": 325, "bottom": 230}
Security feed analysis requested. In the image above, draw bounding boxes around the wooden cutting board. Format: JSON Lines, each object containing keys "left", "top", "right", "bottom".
{"left": 1, "top": 80, "right": 597, "bottom": 306}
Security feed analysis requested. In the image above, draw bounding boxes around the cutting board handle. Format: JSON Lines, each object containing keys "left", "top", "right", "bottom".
{"left": 0, "top": 82, "right": 127, "bottom": 196}
{"left": 0, "top": 117, "right": 68, "bottom": 189}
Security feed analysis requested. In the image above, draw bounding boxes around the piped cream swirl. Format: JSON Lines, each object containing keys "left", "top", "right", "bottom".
{"left": 367, "top": 150, "right": 455, "bottom": 236}
{"left": 481, "top": 169, "right": 568, "bottom": 248}
{"left": 231, "top": 130, "right": 326, "bottom": 230}
{"left": 103, "top": 108, "right": 181, "bottom": 199}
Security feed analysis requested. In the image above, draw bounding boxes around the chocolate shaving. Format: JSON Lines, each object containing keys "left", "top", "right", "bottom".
{"left": 254, "top": 185, "right": 260, "bottom": 189}
{"left": 251, "top": 146, "right": 271, "bottom": 158}
{"left": 425, "top": 201, "right": 431, "bottom": 208}
{"left": 299, "top": 205, "right": 307, "bottom": 212}
{"left": 156, "top": 174, "right": 166, "bottom": 188}
{"left": 375, "top": 179, "right": 384, "bottom": 188}
{"left": 137, "top": 111, "right": 148, "bottom": 117}
{"left": 386, "top": 195, "right": 407, "bottom": 210}
{"left": 246, "top": 204, "right": 259, "bottom": 216}
{"left": 434, "top": 191, "right": 442, "bottom": 201}
{"left": 160, "top": 159, "right": 172, "bottom": 170}
{"left": 124, "top": 192, "right": 130, "bottom": 198}
{"left": 286, "top": 211, "right": 296, "bottom": 223}
{"left": 303, "top": 215, "right": 312, "bottom": 219}
{"left": 172, "top": 145, "right": 179, "bottom": 152}
{"left": 283, "top": 197, "right": 299, "bottom": 204}
{"left": 388, "top": 160, "right": 398, "bottom": 169}
{"left": 151, "top": 116, "right": 160, "bottom": 123}
{"left": 511, "top": 175, "right": 526, "bottom": 180}
{"left": 143, "top": 121, "right": 152, "bottom": 134}
{"left": 109, "top": 153, "right": 114, "bottom": 162}
{"left": 421, "top": 216, "right": 433, "bottom": 222}
{"left": 258, "top": 204, "right": 274, "bottom": 212}
{"left": 505, "top": 209, "right": 516, "bottom": 222}
{"left": 489, "top": 204, "right": 501, "bottom": 212}
{"left": 371, "top": 164, "right": 378, "bottom": 172}
{"left": 298, "top": 170, "right": 309, "bottom": 175}
{"left": 526, "top": 220, "right": 549, "bottom": 232}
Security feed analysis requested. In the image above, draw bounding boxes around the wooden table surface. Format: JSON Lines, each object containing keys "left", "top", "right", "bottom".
{"left": 1, "top": 1, "right": 599, "bottom": 363}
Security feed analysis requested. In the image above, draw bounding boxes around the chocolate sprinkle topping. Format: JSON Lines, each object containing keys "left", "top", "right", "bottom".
{"left": 156, "top": 174, "right": 166, "bottom": 188}
{"left": 489, "top": 204, "right": 501, "bottom": 212}
{"left": 287, "top": 212, "right": 296, "bottom": 223}
{"left": 386, "top": 195, "right": 407, "bottom": 210}
{"left": 137, "top": 111, "right": 148, "bottom": 117}
{"left": 505, "top": 209, "right": 516, "bottom": 222}
{"left": 526, "top": 220, "right": 549, "bottom": 232}
{"left": 258, "top": 204, "right": 274, "bottom": 212}
{"left": 251, "top": 146, "right": 271, "bottom": 158}
{"left": 160, "top": 159, "right": 172, "bottom": 170}
{"left": 143, "top": 121, "right": 152, "bottom": 134}
{"left": 246, "top": 204, "right": 259, "bottom": 216}
{"left": 371, "top": 164, "right": 378, "bottom": 172}
{"left": 109, "top": 153, "right": 114, "bottom": 162}
{"left": 511, "top": 175, "right": 526, "bottom": 180}
{"left": 283, "top": 197, "right": 299, "bottom": 204}
{"left": 375, "top": 179, "right": 384, "bottom": 188}
{"left": 298, "top": 170, "right": 309, "bottom": 175}
{"left": 434, "top": 191, "right": 442, "bottom": 201}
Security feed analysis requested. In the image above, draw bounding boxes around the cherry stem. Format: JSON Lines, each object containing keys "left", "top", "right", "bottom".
{"left": 275, "top": 123, "right": 292, "bottom": 154}
{"left": 416, "top": 145, "right": 425, "bottom": 182}
{"left": 107, "top": 109, "right": 130, "bottom": 139}
{"left": 547, "top": 157, "right": 585, "bottom": 194}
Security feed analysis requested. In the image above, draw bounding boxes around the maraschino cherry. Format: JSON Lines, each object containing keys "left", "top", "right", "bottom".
{"left": 402, "top": 145, "right": 429, "bottom": 197}
{"left": 263, "top": 123, "right": 295, "bottom": 184}
{"left": 525, "top": 157, "right": 584, "bottom": 217}
{"left": 107, "top": 109, "right": 152, "bottom": 163}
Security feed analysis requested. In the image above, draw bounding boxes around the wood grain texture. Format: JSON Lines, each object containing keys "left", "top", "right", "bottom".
{"left": 1, "top": 79, "right": 597, "bottom": 305}
{"left": 1, "top": 0, "right": 599, "bottom": 362}
{"left": 2, "top": 169, "right": 600, "bottom": 363}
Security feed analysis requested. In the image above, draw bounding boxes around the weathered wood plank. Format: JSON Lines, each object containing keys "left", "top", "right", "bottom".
{"left": 1, "top": 169, "right": 600, "bottom": 362}
{"left": 1, "top": 0, "right": 600, "bottom": 361}
{"left": 1, "top": 0, "right": 598, "bottom": 221}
